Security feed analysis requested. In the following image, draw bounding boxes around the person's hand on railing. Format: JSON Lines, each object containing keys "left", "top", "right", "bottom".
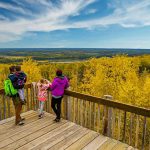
{"left": 47, "top": 87, "right": 51, "bottom": 91}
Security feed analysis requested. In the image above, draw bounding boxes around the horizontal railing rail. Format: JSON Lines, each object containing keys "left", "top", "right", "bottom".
{"left": 0, "top": 83, "right": 150, "bottom": 150}
{"left": 64, "top": 90, "right": 150, "bottom": 117}
{"left": 64, "top": 90, "right": 150, "bottom": 150}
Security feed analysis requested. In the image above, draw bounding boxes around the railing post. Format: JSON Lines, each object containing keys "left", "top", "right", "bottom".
{"left": 0, "top": 95, "right": 2, "bottom": 120}
{"left": 32, "top": 82, "right": 37, "bottom": 111}
{"left": 123, "top": 111, "right": 127, "bottom": 142}
{"left": 26, "top": 87, "right": 29, "bottom": 111}
{"left": 142, "top": 117, "right": 147, "bottom": 150}
{"left": 6, "top": 96, "right": 11, "bottom": 118}
{"left": 66, "top": 95, "right": 71, "bottom": 121}
{"left": 3, "top": 94, "right": 6, "bottom": 119}
{"left": 103, "top": 95, "right": 113, "bottom": 137}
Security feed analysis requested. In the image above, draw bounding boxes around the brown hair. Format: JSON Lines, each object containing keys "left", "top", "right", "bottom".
{"left": 15, "top": 66, "right": 21, "bottom": 71}
{"left": 40, "top": 79, "right": 45, "bottom": 84}
{"left": 9, "top": 66, "right": 16, "bottom": 73}
{"left": 56, "top": 69, "right": 62, "bottom": 76}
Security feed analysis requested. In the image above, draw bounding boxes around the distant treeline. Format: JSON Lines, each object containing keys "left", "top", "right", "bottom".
{"left": 0, "top": 48, "right": 150, "bottom": 63}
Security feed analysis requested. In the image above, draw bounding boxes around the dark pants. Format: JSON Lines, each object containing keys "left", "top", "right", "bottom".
{"left": 51, "top": 97, "right": 62, "bottom": 119}
{"left": 12, "top": 95, "right": 22, "bottom": 125}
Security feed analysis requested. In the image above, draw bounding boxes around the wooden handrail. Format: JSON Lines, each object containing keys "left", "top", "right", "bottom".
{"left": 0, "top": 84, "right": 149, "bottom": 117}
{"left": 64, "top": 90, "right": 150, "bottom": 117}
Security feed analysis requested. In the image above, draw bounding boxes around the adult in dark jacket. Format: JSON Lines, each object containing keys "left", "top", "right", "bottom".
{"left": 8, "top": 66, "right": 24, "bottom": 125}
{"left": 50, "top": 70, "right": 69, "bottom": 122}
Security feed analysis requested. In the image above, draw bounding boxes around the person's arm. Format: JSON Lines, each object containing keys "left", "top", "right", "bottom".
{"left": 43, "top": 83, "right": 51, "bottom": 90}
{"left": 65, "top": 78, "right": 69, "bottom": 89}
{"left": 50, "top": 80, "right": 57, "bottom": 91}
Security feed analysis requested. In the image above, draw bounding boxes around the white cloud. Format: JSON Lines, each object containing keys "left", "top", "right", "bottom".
{"left": 0, "top": 2, "right": 32, "bottom": 16}
{"left": 69, "top": 0, "right": 150, "bottom": 29}
{"left": 0, "top": 0, "right": 150, "bottom": 43}
{"left": 85, "top": 9, "right": 97, "bottom": 14}
{"left": 0, "top": 33, "right": 21, "bottom": 42}
{"left": 0, "top": 0, "right": 96, "bottom": 42}
{"left": 0, "top": 15, "right": 9, "bottom": 21}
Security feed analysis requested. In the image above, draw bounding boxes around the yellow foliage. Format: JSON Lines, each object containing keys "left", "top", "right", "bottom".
{"left": 0, "top": 55, "right": 150, "bottom": 108}
{"left": 22, "top": 58, "right": 41, "bottom": 82}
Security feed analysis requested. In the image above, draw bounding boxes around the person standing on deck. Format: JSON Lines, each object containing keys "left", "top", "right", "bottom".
{"left": 50, "top": 70, "right": 69, "bottom": 122}
{"left": 37, "top": 79, "right": 51, "bottom": 119}
{"left": 8, "top": 66, "right": 25, "bottom": 125}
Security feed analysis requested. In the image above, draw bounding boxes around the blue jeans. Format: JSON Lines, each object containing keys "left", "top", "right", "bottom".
{"left": 39, "top": 101, "right": 45, "bottom": 114}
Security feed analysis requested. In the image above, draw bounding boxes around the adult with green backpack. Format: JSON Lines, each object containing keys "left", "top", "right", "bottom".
{"left": 4, "top": 66, "right": 24, "bottom": 125}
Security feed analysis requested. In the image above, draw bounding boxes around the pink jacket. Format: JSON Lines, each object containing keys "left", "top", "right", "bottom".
{"left": 50, "top": 76, "right": 69, "bottom": 97}
{"left": 37, "top": 82, "right": 50, "bottom": 101}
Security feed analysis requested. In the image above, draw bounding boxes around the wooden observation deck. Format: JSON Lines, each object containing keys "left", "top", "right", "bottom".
{"left": 0, "top": 83, "right": 149, "bottom": 150}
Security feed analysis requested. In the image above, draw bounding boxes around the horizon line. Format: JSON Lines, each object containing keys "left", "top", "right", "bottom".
{"left": 0, "top": 48, "right": 150, "bottom": 50}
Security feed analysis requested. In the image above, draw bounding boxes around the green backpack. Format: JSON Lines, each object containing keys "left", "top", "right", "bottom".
{"left": 4, "top": 79, "right": 18, "bottom": 96}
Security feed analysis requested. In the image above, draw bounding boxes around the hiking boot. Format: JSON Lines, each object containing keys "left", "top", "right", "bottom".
{"left": 18, "top": 121, "right": 24, "bottom": 126}
{"left": 53, "top": 118, "right": 60, "bottom": 122}
{"left": 21, "top": 118, "right": 25, "bottom": 121}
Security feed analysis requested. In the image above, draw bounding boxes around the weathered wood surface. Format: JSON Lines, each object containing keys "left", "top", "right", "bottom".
{"left": 64, "top": 90, "right": 150, "bottom": 117}
{"left": 0, "top": 111, "right": 136, "bottom": 150}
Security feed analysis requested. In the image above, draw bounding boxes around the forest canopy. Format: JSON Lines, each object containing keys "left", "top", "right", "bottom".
{"left": 0, "top": 55, "right": 150, "bottom": 108}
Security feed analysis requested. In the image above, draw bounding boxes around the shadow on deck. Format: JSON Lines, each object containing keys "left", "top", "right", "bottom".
{"left": 0, "top": 111, "right": 135, "bottom": 150}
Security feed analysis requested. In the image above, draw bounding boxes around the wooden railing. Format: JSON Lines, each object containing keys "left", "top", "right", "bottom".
{"left": 64, "top": 90, "right": 150, "bottom": 150}
{"left": 0, "top": 83, "right": 150, "bottom": 150}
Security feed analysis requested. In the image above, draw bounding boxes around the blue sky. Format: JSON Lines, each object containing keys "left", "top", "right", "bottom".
{"left": 0, "top": 0, "right": 150, "bottom": 48}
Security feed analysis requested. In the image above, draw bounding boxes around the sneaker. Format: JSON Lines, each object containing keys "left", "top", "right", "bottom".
{"left": 18, "top": 121, "right": 24, "bottom": 126}
{"left": 53, "top": 118, "right": 60, "bottom": 122}
{"left": 21, "top": 118, "right": 25, "bottom": 121}
{"left": 38, "top": 114, "right": 43, "bottom": 119}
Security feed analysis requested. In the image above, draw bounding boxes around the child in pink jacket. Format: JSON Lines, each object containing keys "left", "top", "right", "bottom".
{"left": 37, "top": 79, "right": 51, "bottom": 118}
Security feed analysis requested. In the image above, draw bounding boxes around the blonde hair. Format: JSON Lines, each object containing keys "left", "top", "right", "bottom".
{"left": 39, "top": 79, "right": 49, "bottom": 84}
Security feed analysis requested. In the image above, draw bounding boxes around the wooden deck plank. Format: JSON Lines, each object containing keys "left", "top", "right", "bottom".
{"left": 2, "top": 111, "right": 38, "bottom": 127}
{"left": 0, "top": 110, "right": 35, "bottom": 125}
{"left": 0, "top": 114, "right": 38, "bottom": 134}
{"left": 24, "top": 120, "right": 67, "bottom": 143}
{"left": 111, "top": 142, "right": 129, "bottom": 150}
{"left": 127, "top": 146, "right": 137, "bottom": 150}
{"left": 48, "top": 128, "right": 90, "bottom": 150}
{"left": 0, "top": 111, "right": 36, "bottom": 131}
{"left": 17, "top": 122, "right": 75, "bottom": 150}
{"left": 0, "top": 111, "right": 135, "bottom": 150}
{"left": 0, "top": 114, "right": 54, "bottom": 143}
{"left": 97, "top": 139, "right": 119, "bottom": 150}
{"left": 65, "top": 131, "right": 99, "bottom": 150}
{"left": 0, "top": 114, "right": 38, "bottom": 136}
{"left": 0, "top": 117, "right": 55, "bottom": 148}
{"left": 30, "top": 124, "right": 81, "bottom": 150}
{"left": 82, "top": 135, "right": 108, "bottom": 150}
{"left": 0, "top": 111, "right": 38, "bottom": 132}
{"left": 3, "top": 120, "right": 68, "bottom": 150}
